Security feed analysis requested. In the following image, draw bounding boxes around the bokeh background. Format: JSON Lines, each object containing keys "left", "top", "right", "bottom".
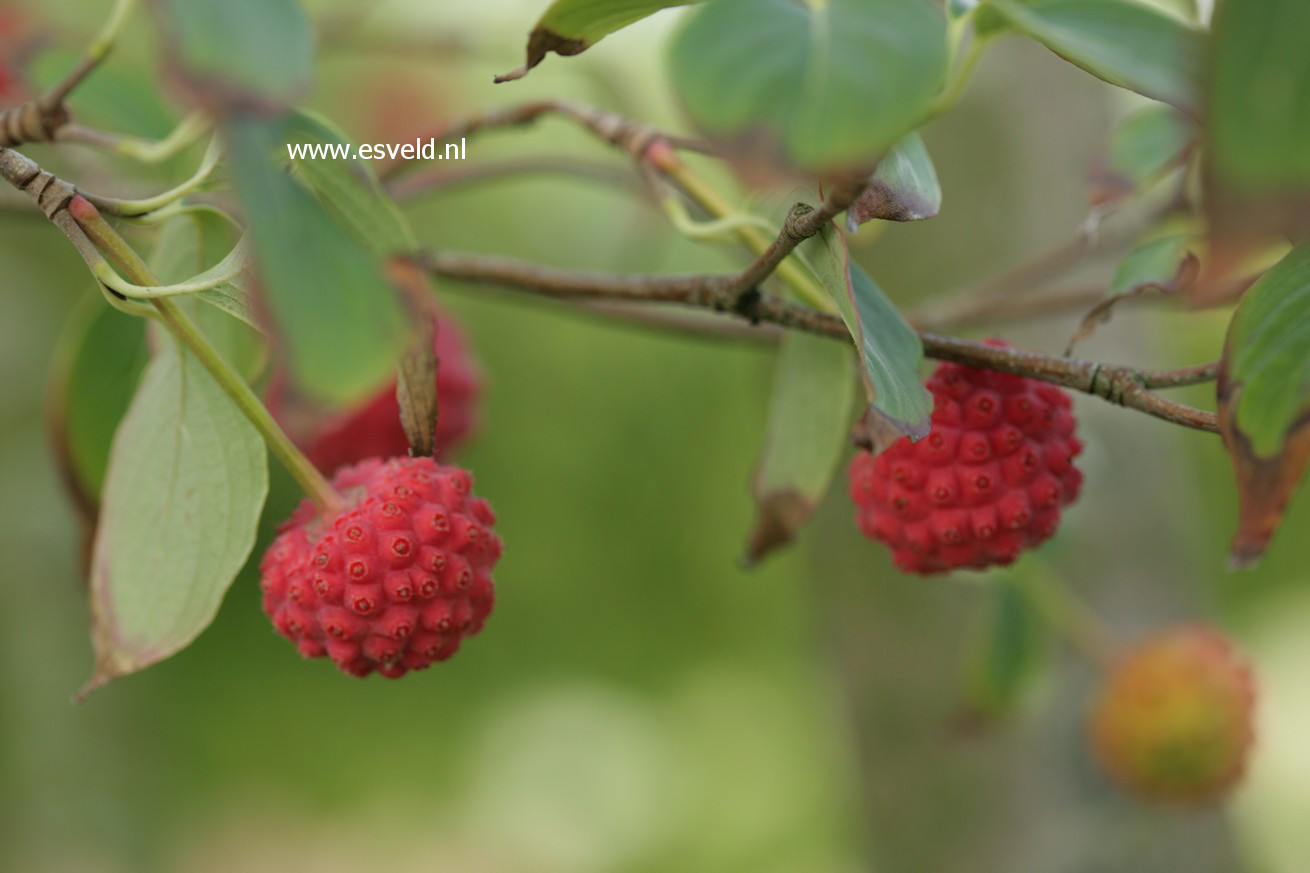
{"left": 2, "top": 1, "right": 1308, "bottom": 871}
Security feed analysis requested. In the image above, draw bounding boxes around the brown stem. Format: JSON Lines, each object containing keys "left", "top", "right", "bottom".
{"left": 386, "top": 156, "right": 641, "bottom": 201}
{"left": 0, "top": 0, "right": 133, "bottom": 148}
{"left": 416, "top": 249, "right": 1220, "bottom": 434}
{"left": 723, "top": 177, "right": 869, "bottom": 306}
{"left": 906, "top": 285, "right": 1109, "bottom": 331}
{"left": 378, "top": 99, "right": 699, "bottom": 181}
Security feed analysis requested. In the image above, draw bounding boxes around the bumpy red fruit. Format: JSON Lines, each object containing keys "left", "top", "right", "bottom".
{"left": 270, "top": 306, "right": 481, "bottom": 472}
{"left": 848, "top": 343, "right": 1083, "bottom": 573}
{"left": 260, "top": 456, "right": 500, "bottom": 678}
{"left": 1090, "top": 626, "right": 1255, "bottom": 804}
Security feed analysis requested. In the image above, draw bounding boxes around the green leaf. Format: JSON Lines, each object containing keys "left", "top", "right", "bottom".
{"left": 223, "top": 114, "right": 410, "bottom": 406}
{"left": 497, "top": 0, "right": 696, "bottom": 82}
{"left": 847, "top": 132, "right": 942, "bottom": 230}
{"left": 1107, "top": 233, "right": 1198, "bottom": 297}
{"left": 669, "top": 0, "right": 949, "bottom": 170}
{"left": 155, "top": 0, "right": 313, "bottom": 105}
{"left": 799, "top": 225, "right": 932, "bottom": 439}
{"left": 1090, "top": 105, "right": 1196, "bottom": 206}
{"left": 960, "top": 581, "right": 1047, "bottom": 720}
{"left": 984, "top": 0, "right": 1205, "bottom": 113}
{"left": 80, "top": 334, "right": 268, "bottom": 697}
{"left": 949, "top": 0, "right": 983, "bottom": 20}
{"left": 1206, "top": 0, "right": 1310, "bottom": 245}
{"left": 29, "top": 48, "right": 179, "bottom": 139}
{"left": 284, "top": 111, "right": 417, "bottom": 257}
{"left": 747, "top": 331, "right": 855, "bottom": 564}
{"left": 1066, "top": 232, "right": 1199, "bottom": 352}
{"left": 149, "top": 211, "right": 266, "bottom": 383}
{"left": 1218, "top": 243, "right": 1310, "bottom": 566}
{"left": 48, "top": 297, "right": 149, "bottom": 510}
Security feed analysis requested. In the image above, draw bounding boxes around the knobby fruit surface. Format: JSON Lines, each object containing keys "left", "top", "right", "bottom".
{"left": 848, "top": 343, "right": 1083, "bottom": 573}
{"left": 260, "top": 456, "right": 500, "bottom": 678}
{"left": 1090, "top": 625, "right": 1256, "bottom": 804}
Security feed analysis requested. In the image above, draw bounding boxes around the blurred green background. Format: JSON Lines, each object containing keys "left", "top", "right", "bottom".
{"left": 2, "top": 1, "right": 1308, "bottom": 871}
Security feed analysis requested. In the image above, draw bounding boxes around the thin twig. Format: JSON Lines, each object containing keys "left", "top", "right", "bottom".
{"left": 386, "top": 156, "right": 640, "bottom": 201}
{"left": 0, "top": 0, "right": 135, "bottom": 148}
{"left": 722, "top": 176, "right": 868, "bottom": 307}
{"left": 0, "top": 147, "right": 344, "bottom": 512}
{"left": 906, "top": 285, "right": 1109, "bottom": 331}
{"left": 416, "top": 249, "right": 1220, "bottom": 433}
{"left": 378, "top": 99, "right": 705, "bottom": 181}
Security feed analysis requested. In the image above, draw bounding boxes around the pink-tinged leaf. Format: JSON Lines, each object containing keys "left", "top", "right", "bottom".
{"left": 845, "top": 132, "right": 941, "bottom": 230}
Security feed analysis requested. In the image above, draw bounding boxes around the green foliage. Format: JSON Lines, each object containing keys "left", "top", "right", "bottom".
{"left": 983, "top": 0, "right": 1205, "bottom": 113}
{"left": 1093, "top": 105, "right": 1195, "bottom": 205}
{"left": 155, "top": 0, "right": 312, "bottom": 103}
{"left": 83, "top": 333, "right": 267, "bottom": 696}
{"left": 500, "top": 0, "right": 696, "bottom": 80}
{"left": 748, "top": 332, "right": 855, "bottom": 563}
{"left": 669, "top": 0, "right": 948, "bottom": 170}
{"left": 1108, "top": 233, "right": 1198, "bottom": 297}
{"left": 1222, "top": 245, "right": 1310, "bottom": 460}
{"left": 1206, "top": 0, "right": 1310, "bottom": 240}
{"left": 285, "top": 111, "right": 417, "bottom": 258}
{"left": 47, "top": 296, "right": 149, "bottom": 507}
{"left": 223, "top": 115, "right": 410, "bottom": 407}
{"left": 848, "top": 132, "right": 942, "bottom": 228}
{"left": 961, "top": 581, "right": 1048, "bottom": 719}
{"left": 29, "top": 48, "right": 179, "bottom": 138}
{"left": 800, "top": 226, "right": 932, "bottom": 440}
{"left": 1218, "top": 244, "right": 1310, "bottom": 566}
{"left": 148, "top": 211, "right": 266, "bottom": 382}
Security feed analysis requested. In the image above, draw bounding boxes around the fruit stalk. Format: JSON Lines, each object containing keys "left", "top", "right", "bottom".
{"left": 68, "top": 196, "right": 346, "bottom": 513}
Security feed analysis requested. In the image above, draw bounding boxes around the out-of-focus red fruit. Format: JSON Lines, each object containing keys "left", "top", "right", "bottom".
{"left": 271, "top": 305, "right": 482, "bottom": 471}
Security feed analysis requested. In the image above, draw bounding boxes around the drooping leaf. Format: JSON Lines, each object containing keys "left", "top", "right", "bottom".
{"left": 154, "top": 0, "right": 313, "bottom": 106}
{"left": 80, "top": 334, "right": 268, "bottom": 698}
{"left": 1217, "top": 244, "right": 1310, "bottom": 567}
{"left": 1090, "top": 105, "right": 1196, "bottom": 206}
{"left": 669, "top": 0, "right": 949, "bottom": 171}
{"left": 984, "top": 0, "right": 1205, "bottom": 114}
{"left": 496, "top": 0, "right": 696, "bottom": 82}
{"left": 747, "top": 331, "right": 855, "bottom": 564}
{"left": 799, "top": 225, "right": 932, "bottom": 439}
{"left": 959, "top": 580, "right": 1048, "bottom": 722}
{"left": 395, "top": 291, "right": 439, "bottom": 458}
{"left": 47, "top": 296, "right": 149, "bottom": 513}
{"left": 284, "top": 111, "right": 417, "bottom": 258}
{"left": 148, "top": 211, "right": 266, "bottom": 383}
{"left": 1107, "top": 233, "right": 1200, "bottom": 298}
{"left": 223, "top": 114, "right": 410, "bottom": 406}
{"left": 846, "top": 132, "right": 942, "bottom": 230}
{"left": 1206, "top": 0, "right": 1310, "bottom": 249}
{"left": 1066, "top": 232, "right": 1200, "bottom": 352}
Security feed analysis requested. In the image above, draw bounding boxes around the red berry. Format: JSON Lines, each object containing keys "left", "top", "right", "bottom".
{"left": 1089, "top": 625, "right": 1256, "bottom": 804}
{"left": 269, "top": 305, "right": 481, "bottom": 471}
{"left": 260, "top": 456, "right": 500, "bottom": 678}
{"left": 848, "top": 342, "right": 1083, "bottom": 573}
